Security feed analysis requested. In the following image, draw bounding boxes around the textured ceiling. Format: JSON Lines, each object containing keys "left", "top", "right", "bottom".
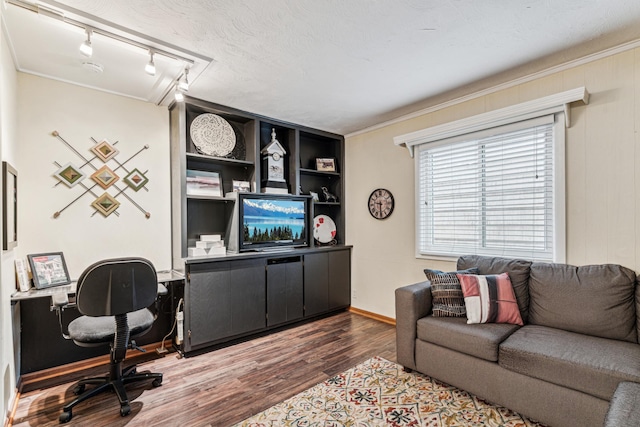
{"left": 5, "top": 0, "right": 640, "bottom": 134}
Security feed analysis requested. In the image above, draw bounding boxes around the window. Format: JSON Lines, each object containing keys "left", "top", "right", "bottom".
{"left": 395, "top": 88, "right": 588, "bottom": 262}
{"left": 416, "top": 115, "right": 564, "bottom": 261}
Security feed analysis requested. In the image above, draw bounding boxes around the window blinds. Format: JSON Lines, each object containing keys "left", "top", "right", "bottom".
{"left": 417, "top": 116, "right": 556, "bottom": 261}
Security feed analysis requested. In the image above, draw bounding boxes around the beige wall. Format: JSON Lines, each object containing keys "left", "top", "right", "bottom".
{"left": 346, "top": 47, "right": 640, "bottom": 319}
{"left": 16, "top": 74, "right": 172, "bottom": 279}
{"left": 1, "top": 16, "right": 19, "bottom": 420}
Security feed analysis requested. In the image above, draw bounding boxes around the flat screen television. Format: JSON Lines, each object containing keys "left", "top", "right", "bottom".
{"left": 236, "top": 193, "right": 311, "bottom": 252}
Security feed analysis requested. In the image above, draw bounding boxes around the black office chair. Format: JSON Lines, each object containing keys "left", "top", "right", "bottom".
{"left": 57, "top": 257, "right": 163, "bottom": 423}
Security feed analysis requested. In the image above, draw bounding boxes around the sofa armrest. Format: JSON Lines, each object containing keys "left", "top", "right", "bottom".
{"left": 604, "top": 381, "right": 640, "bottom": 427}
{"left": 395, "top": 281, "right": 432, "bottom": 370}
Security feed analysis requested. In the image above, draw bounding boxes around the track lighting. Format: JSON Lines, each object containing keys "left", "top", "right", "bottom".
{"left": 80, "top": 28, "right": 92, "bottom": 57}
{"left": 178, "top": 67, "right": 190, "bottom": 91}
{"left": 145, "top": 51, "right": 156, "bottom": 76}
{"left": 7, "top": 0, "right": 206, "bottom": 91}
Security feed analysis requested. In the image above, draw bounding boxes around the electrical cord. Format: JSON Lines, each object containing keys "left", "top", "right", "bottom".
{"left": 156, "top": 297, "right": 184, "bottom": 354}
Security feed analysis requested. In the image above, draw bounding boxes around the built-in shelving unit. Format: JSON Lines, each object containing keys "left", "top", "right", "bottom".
{"left": 168, "top": 97, "right": 349, "bottom": 356}
{"left": 169, "top": 96, "right": 346, "bottom": 270}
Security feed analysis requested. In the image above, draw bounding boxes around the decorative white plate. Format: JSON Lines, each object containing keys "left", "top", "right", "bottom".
{"left": 313, "top": 215, "right": 337, "bottom": 244}
{"left": 190, "top": 113, "right": 236, "bottom": 157}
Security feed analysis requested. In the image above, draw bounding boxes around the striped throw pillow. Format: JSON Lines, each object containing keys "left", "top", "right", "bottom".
{"left": 456, "top": 272, "right": 524, "bottom": 325}
{"left": 424, "top": 268, "right": 478, "bottom": 317}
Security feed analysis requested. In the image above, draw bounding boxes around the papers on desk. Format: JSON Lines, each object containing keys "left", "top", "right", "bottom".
{"left": 15, "top": 258, "right": 31, "bottom": 292}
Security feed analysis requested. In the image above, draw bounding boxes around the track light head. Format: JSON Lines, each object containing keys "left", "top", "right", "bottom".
{"left": 145, "top": 50, "right": 156, "bottom": 76}
{"left": 178, "top": 67, "right": 190, "bottom": 91}
{"left": 80, "top": 28, "right": 92, "bottom": 57}
{"left": 174, "top": 87, "right": 185, "bottom": 102}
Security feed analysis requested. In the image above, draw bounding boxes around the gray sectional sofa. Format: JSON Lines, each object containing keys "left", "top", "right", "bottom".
{"left": 395, "top": 255, "right": 640, "bottom": 427}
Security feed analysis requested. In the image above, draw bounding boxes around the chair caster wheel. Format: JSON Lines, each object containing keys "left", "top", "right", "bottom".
{"left": 73, "top": 384, "right": 85, "bottom": 395}
{"left": 152, "top": 377, "right": 163, "bottom": 387}
{"left": 59, "top": 410, "right": 72, "bottom": 423}
{"left": 120, "top": 404, "right": 131, "bottom": 417}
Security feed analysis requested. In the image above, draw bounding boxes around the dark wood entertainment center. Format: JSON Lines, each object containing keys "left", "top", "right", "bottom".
{"left": 169, "top": 97, "right": 350, "bottom": 355}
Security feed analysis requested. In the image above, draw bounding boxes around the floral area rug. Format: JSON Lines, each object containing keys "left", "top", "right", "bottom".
{"left": 234, "top": 356, "right": 545, "bottom": 426}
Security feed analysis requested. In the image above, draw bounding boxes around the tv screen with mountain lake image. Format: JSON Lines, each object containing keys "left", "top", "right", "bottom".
{"left": 241, "top": 196, "right": 308, "bottom": 249}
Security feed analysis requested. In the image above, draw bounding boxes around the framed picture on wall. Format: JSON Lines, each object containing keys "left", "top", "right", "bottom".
{"left": 3, "top": 161, "right": 17, "bottom": 250}
{"left": 27, "top": 252, "right": 71, "bottom": 289}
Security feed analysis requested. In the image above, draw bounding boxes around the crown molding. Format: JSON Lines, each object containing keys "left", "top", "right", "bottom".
{"left": 346, "top": 38, "right": 640, "bottom": 139}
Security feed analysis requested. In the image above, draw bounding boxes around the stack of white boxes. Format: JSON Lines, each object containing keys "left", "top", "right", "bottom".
{"left": 188, "top": 234, "right": 226, "bottom": 257}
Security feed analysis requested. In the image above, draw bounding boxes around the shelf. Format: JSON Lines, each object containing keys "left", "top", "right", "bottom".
{"left": 300, "top": 168, "right": 340, "bottom": 177}
{"left": 172, "top": 98, "right": 346, "bottom": 266}
{"left": 187, "top": 152, "right": 253, "bottom": 166}
{"left": 186, "top": 194, "right": 234, "bottom": 202}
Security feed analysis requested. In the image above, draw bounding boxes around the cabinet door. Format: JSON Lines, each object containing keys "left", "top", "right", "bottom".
{"left": 187, "top": 262, "right": 232, "bottom": 350}
{"left": 229, "top": 259, "right": 266, "bottom": 335}
{"left": 328, "top": 249, "right": 351, "bottom": 309}
{"left": 186, "top": 259, "right": 266, "bottom": 351}
{"left": 267, "top": 260, "right": 303, "bottom": 326}
{"left": 303, "top": 252, "right": 329, "bottom": 316}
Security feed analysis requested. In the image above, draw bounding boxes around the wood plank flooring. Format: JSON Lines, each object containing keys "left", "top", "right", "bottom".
{"left": 11, "top": 311, "right": 396, "bottom": 426}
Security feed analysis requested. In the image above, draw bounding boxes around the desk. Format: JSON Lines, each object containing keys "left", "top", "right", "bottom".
{"left": 11, "top": 271, "right": 184, "bottom": 375}
{"left": 10, "top": 270, "right": 183, "bottom": 302}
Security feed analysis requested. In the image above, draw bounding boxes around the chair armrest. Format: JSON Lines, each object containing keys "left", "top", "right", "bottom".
{"left": 50, "top": 291, "right": 72, "bottom": 340}
{"left": 395, "top": 281, "right": 432, "bottom": 371}
{"left": 157, "top": 283, "right": 168, "bottom": 296}
{"left": 51, "top": 292, "right": 69, "bottom": 308}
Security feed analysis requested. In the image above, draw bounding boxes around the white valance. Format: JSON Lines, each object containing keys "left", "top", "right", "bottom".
{"left": 394, "top": 87, "right": 589, "bottom": 158}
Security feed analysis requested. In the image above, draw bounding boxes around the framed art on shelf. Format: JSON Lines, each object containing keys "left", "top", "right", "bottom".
{"left": 26, "top": 252, "right": 71, "bottom": 289}
{"left": 315, "top": 158, "right": 336, "bottom": 172}
{"left": 232, "top": 180, "right": 250, "bottom": 192}
{"left": 186, "top": 169, "right": 223, "bottom": 197}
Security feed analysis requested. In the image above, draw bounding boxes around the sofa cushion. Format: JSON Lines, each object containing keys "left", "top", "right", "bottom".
{"left": 457, "top": 272, "right": 523, "bottom": 325}
{"left": 528, "top": 262, "right": 637, "bottom": 343}
{"left": 424, "top": 268, "right": 479, "bottom": 317}
{"left": 457, "top": 255, "right": 532, "bottom": 323}
{"left": 499, "top": 325, "right": 640, "bottom": 400}
{"left": 417, "top": 316, "right": 520, "bottom": 362}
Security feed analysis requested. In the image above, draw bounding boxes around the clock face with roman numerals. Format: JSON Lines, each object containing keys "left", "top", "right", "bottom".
{"left": 368, "top": 188, "right": 394, "bottom": 220}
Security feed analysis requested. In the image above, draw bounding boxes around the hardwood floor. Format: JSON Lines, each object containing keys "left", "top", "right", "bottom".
{"left": 11, "top": 312, "right": 396, "bottom": 426}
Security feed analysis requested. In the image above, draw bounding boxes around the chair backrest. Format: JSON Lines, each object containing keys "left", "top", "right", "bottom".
{"left": 75, "top": 257, "right": 158, "bottom": 317}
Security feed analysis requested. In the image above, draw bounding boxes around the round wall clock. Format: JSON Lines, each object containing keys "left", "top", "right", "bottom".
{"left": 368, "top": 188, "right": 394, "bottom": 220}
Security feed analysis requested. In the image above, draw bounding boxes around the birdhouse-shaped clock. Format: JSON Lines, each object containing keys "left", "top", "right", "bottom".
{"left": 260, "top": 128, "right": 288, "bottom": 194}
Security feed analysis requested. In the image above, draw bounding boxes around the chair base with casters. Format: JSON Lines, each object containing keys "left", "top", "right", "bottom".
{"left": 59, "top": 309, "right": 163, "bottom": 423}
{"left": 53, "top": 258, "right": 165, "bottom": 424}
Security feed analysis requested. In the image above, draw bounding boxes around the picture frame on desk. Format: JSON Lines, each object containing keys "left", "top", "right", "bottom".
{"left": 27, "top": 252, "right": 71, "bottom": 289}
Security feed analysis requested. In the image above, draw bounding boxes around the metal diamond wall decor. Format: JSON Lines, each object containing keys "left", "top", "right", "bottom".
{"left": 51, "top": 130, "right": 150, "bottom": 218}
{"left": 54, "top": 162, "right": 86, "bottom": 188}
{"left": 91, "top": 192, "right": 121, "bottom": 217}
{"left": 91, "top": 139, "right": 120, "bottom": 162}
{"left": 91, "top": 165, "right": 119, "bottom": 189}
{"left": 123, "top": 168, "right": 149, "bottom": 192}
